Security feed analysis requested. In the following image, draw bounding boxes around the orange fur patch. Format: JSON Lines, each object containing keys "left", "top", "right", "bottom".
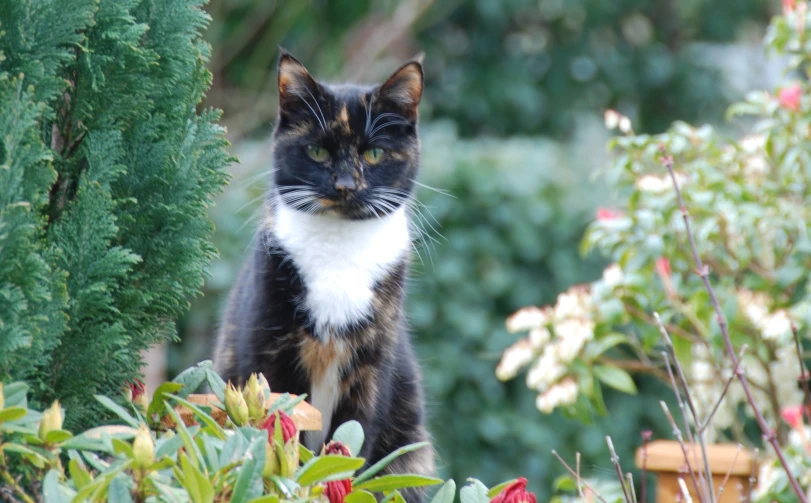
{"left": 298, "top": 337, "right": 350, "bottom": 384}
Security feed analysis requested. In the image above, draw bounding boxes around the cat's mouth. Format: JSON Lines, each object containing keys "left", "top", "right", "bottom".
{"left": 316, "top": 195, "right": 386, "bottom": 220}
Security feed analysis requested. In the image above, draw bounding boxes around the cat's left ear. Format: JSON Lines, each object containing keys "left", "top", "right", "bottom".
{"left": 378, "top": 54, "right": 424, "bottom": 121}
{"left": 278, "top": 48, "right": 320, "bottom": 115}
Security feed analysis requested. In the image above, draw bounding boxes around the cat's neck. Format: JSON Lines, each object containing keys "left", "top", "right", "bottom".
{"left": 271, "top": 199, "right": 410, "bottom": 340}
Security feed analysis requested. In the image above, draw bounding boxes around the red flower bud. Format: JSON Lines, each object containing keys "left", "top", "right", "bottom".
{"left": 324, "top": 478, "right": 352, "bottom": 503}
{"left": 262, "top": 410, "right": 297, "bottom": 444}
{"left": 779, "top": 84, "right": 802, "bottom": 112}
{"left": 324, "top": 440, "right": 352, "bottom": 456}
{"left": 129, "top": 379, "right": 145, "bottom": 401}
{"left": 491, "top": 478, "right": 536, "bottom": 503}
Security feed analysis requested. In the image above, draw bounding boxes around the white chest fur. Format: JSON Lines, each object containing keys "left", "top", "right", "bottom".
{"left": 273, "top": 201, "right": 410, "bottom": 338}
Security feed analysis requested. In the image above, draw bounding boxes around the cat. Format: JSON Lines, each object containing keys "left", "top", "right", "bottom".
{"left": 213, "top": 50, "right": 435, "bottom": 501}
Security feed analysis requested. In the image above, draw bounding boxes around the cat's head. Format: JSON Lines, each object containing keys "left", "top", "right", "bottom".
{"left": 271, "top": 50, "right": 423, "bottom": 220}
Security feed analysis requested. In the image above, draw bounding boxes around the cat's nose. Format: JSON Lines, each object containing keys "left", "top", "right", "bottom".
{"left": 334, "top": 173, "right": 357, "bottom": 193}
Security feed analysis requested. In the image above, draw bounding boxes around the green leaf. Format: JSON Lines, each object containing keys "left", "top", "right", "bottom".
{"left": 45, "top": 429, "right": 72, "bottom": 445}
{"left": 42, "top": 469, "right": 71, "bottom": 503}
{"left": 296, "top": 455, "right": 366, "bottom": 485}
{"left": 593, "top": 365, "right": 638, "bottom": 394}
{"left": 346, "top": 490, "right": 378, "bottom": 503}
{"left": 0, "top": 406, "right": 27, "bottom": 423}
{"left": 432, "top": 479, "right": 457, "bottom": 503}
{"left": 487, "top": 479, "right": 516, "bottom": 498}
{"left": 206, "top": 369, "right": 226, "bottom": 404}
{"left": 3, "top": 383, "right": 29, "bottom": 408}
{"left": 148, "top": 382, "right": 184, "bottom": 426}
{"left": 108, "top": 475, "right": 134, "bottom": 503}
{"left": 229, "top": 437, "right": 265, "bottom": 503}
{"left": 156, "top": 432, "right": 185, "bottom": 458}
{"left": 163, "top": 403, "right": 203, "bottom": 465}
{"left": 3, "top": 443, "right": 49, "bottom": 468}
{"left": 460, "top": 479, "right": 489, "bottom": 503}
{"left": 68, "top": 459, "right": 92, "bottom": 489}
{"left": 168, "top": 395, "right": 226, "bottom": 440}
{"left": 299, "top": 444, "right": 314, "bottom": 464}
{"left": 112, "top": 438, "right": 134, "bottom": 458}
{"left": 181, "top": 451, "right": 214, "bottom": 503}
{"left": 94, "top": 395, "right": 139, "bottom": 428}
{"left": 172, "top": 361, "right": 212, "bottom": 398}
{"left": 354, "top": 442, "right": 430, "bottom": 485}
{"left": 333, "top": 420, "right": 364, "bottom": 456}
{"left": 354, "top": 475, "right": 443, "bottom": 493}
{"left": 583, "top": 334, "right": 628, "bottom": 360}
{"left": 248, "top": 496, "right": 280, "bottom": 503}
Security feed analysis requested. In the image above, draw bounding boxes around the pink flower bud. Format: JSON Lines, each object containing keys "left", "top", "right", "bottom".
{"left": 491, "top": 478, "right": 537, "bottom": 503}
{"left": 262, "top": 410, "right": 297, "bottom": 444}
{"left": 784, "top": 0, "right": 796, "bottom": 14}
{"left": 778, "top": 84, "right": 802, "bottom": 111}
{"left": 782, "top": 405, "right": 804, "bottom": 429}
{"left": 655, "top": 257, "right": 671, "bottom": 278}
{"left": 596, "top": 207, "right": 623, "bottom": 221}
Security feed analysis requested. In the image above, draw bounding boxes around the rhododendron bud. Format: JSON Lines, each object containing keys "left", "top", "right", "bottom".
{"left": 243, "top": 373, "right": 266, "bottom": 421}
{"left": 324, "top": 440, "right": 352, "bottom": 456}
{"left": 128, "top": 379, "right": 148, "bottom": 413}
{"left": 39, "top": 401, "right": 63, "bottom": 441}
{"left": 324, "top": 478, "right": 353, "bottom": 503}
{"left": 225, "top": 382, "right": 249, "bottom": 427}
{"left": 133, "top": 424, "right": 155, "bottom": 469}
{"left": 262, "top": 410, "right": 297, "bottom": 444}
{"left": 491, "top": 478, "right": 537, "bottom": 503}
{"left": 782, "top": 405, "right": 804, "bottom": 429}
{"left": 778, "top": 84, "right": 802, "bottom": 111}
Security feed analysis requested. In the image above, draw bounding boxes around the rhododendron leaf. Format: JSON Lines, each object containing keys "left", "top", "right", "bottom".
{"left": 148, "top": 383, "right": 184, "bottom": 426}
{"left": 112, "top": 438, "right": 134, "bottom": 458}
{"left": 299, "top": 444, "right": 314, "bottom": 464}
{"left": 432, "top": 479, "right": 457, "bottom": 503}
{"left": 169, "top": 395, "right": 226, "bottom": 440}
{"left": 354, "top": 475, "right": 442, "bottom": 493}
{"left": 107, "top": 475, "right": 133, "bottom": 503}
{"left": 593, "top": 365, "right": 637, "bottom": 394}
{"left": 4, "top": 443, "right": 49, "bottom": 468}
{"left": 0, "top": 406, "right": 27, "bottom": 423}
{"left": 333, "top": 420, "right": 364, "bottom": 456}
{"left": 354, "top": 442, "right": 430, "bottom": 484}
{"left": 180, "top": 452, "right": 214, "bottom": 503}
{"left": 296, "top": 455, "right": 365, "bottom": 485}
{"left": 156, "top": 432, "right": 185, "bottom": 458}
{"left": 172, "top": 361, "right": 212, "bottom": 398}
{"left": 346, "top": 490, "right": 378, "bottom": 503}
{"left": 43, "top": 469, "right": 72, "bottom": 503}
{"left": 206, "top": 369, "right": 227, "bottom": 404}
{"left": 487, "top": 479, "right": 516, "bottom": 498}
{"left": 163, "top": 403, "right": 203, "bottom": 465}
{"left": 45, "top": 429, "right": 72, "bottom": 445}
{"left": 248, "top": 495, "right": 280, "bottom": 503}
{"left": 460, "top": 479, "right": 489, "bottom": 503}
{"left": 230, "top": 437, "right": 265, "bottom": 503}
{"left": 94, "top": 396, "right": 139, "bottom": 428}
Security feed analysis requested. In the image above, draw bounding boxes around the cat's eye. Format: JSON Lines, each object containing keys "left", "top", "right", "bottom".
{"left": 306, "top": 144, "right": 329, "bottom": 162}
{"left": 363, "top": 148, "right": 384, "bottom": 165}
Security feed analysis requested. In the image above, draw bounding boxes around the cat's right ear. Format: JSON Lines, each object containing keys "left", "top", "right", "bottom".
{"left": 277, "top": 49, "right": 319, "bottom": 114}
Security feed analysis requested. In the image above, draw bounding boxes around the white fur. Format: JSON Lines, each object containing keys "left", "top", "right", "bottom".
{"left": 273, "top": 200, "right": 410, "bottom": 339}
{"left": 305, "top": 355, "right": 342, "bottom": 450}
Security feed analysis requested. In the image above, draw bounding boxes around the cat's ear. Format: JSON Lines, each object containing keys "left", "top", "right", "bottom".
{"left": 378, "top": 54, "right": 424, "bottom": 120}
{"left": 277, "top": 49, "right": 319, "bottom": 114}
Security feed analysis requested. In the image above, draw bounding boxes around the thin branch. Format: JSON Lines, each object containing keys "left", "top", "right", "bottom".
{"left": 656, "top": 317, "right": 715, "bottom": 503}
{"left": 698, "top": 345, "right": 747, "bottom": 434}
{"left": 678, "top": 478, "right": 694, "bottom": 503}
{"left": 659, "top": 145, "right": 808, "bottom": 503}
{"left": 605, "top": 436, "right": 633, "bottom": 503}
{"left": 640, "top": 430, "right": 652, "bottom": 503}
{"left": 715, "top": 444, "right": 742, "bottom": 501}
{"left": 625, "top": 473, "right": 638, "bottom": 503}
{"left": 551, "top": 450, "right": 609, "bottom": 503}
{"left": 577, "top": 452, "right": 587, "bottom": 503}
{"left": 659, "top": 401, "right": 706, "bottom": 503}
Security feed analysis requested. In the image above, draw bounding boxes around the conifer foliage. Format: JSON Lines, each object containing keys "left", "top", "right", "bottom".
{"left": 0, "top": 0, "right": 232, "bottom": 427}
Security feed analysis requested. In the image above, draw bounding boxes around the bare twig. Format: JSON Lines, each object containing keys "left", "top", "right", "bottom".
{"left": 715, "top": 444, "right": 742, "bottom": 501}
{"left": 606, "top": 436, "right": 633, "bottom": 503}
{"left": 640, "top": 430, "right": 652, "bottom": 503}
{"left": 576, "top": 452, "right": 587, "bottom": 503}
{"left": 678, "top": 478, "right": 695, "bottom": 503}
{"left": 656, "top": 317, "right": 714, "bottom": 503}
{"left": 698, "top": 345, "right": 747, "bottom": 433}
{"left": 551, "top": 450, "right": 609, "bottom": 503}
{"left": 659, "top": 145, "right": 807, "bottom": 503}
{"left": 626, "top": 473, "right": 638, "bottom": 503}
{"left": 659, "top": 401, "right": 706, "bottom": 503}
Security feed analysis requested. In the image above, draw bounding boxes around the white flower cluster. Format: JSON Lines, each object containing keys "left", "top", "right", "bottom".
{"left": 635, "top": 172, "right": 690, "bottom": 194}
{"left": 738, "top": 289, "right": 794, "bottom": 343}
{"left": 498, "top": 285, "right": 598, "bottom": 413}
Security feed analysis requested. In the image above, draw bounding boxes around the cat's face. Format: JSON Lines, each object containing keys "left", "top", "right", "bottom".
{"left": 272, "top": 51, "right": 423, "bottom": 220}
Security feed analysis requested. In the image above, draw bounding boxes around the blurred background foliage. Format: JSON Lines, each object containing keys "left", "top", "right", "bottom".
{"left": 167, "top": 0, "right": 783, "bottom": 498}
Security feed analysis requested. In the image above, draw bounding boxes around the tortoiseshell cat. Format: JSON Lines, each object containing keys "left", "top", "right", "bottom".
{"left": 214, "top": 51, "right": 435, "bottom": 500}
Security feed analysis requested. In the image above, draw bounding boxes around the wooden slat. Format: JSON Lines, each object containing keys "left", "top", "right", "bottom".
{"left": 164, "top": 393, "right": 322, "bottom": 431}
{"left": 635, "top": 440, "right": 755, "bottom": 476}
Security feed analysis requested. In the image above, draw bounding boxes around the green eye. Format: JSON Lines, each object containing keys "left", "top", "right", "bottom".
{"left": 363, "top": 147, "right": 384, "bottom": 165}
{"left": 306, "top": 144, "right": 329, "bottom": 162}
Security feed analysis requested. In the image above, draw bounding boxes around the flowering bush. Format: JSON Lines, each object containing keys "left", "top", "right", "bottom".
{"left": 497, "top": 2, "right": 811, "bottom": 501}
{"left": 0, "top": 362, "right": 544, "bottom": 503}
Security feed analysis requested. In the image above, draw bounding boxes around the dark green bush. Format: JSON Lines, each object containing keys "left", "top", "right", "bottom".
{"left": 0, "top": 0, "right": 231, "bottom": 428}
